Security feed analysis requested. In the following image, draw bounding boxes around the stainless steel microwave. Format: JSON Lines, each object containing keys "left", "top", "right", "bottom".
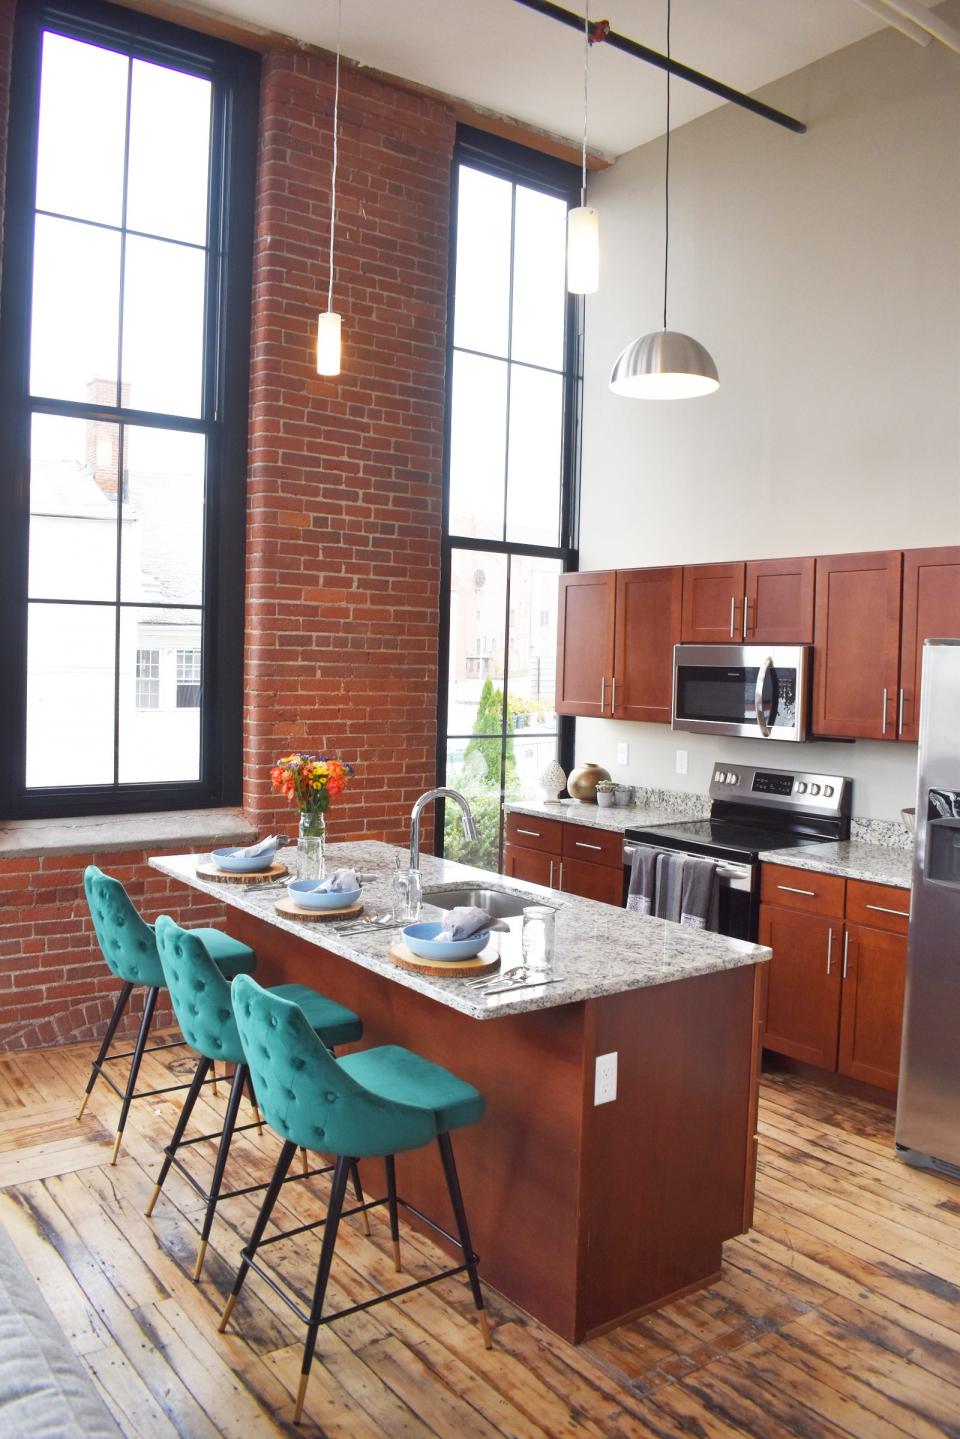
{"left": 672, "top": 644, "right": 812, "bottom": 742}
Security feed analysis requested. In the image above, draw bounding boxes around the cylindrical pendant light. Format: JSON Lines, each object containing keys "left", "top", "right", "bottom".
{"left": 317, "top": 0, "right": 343, "bottom": 377}
{"left": 567, "top": 4, "right": 599, "bottom": 294}
{"left": 316, "top": 310, "right": 342, "bottom": 375}
{"left": 610, "top": 0, "right": 718, "bottom": 399}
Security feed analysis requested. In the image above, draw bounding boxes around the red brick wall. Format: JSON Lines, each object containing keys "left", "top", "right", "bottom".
{"left": 243, "top": 50, "right": 454, "bottom": 842}
{"left": 0, "top": 848, "right": 228, "bottom": 1050}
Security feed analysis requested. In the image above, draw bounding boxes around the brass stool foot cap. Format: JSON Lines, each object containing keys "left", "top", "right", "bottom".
{"left": 217, "top": 1293, "right": 237, "bottom": 1334}
{"left": 145, "top": 1183, "right": 162, "bottom": 1217}
{"left": 301, "top": 1148, "right": 309, "bottom": 1175}
{"left": 392, "top": 1238, "right": 402, "bottom": 1273}
{"left": 76, "top": 1092, "right": 90, "bottom": 1122}
{"left": 293, "top": 1373, "right": 309, "bottom": 1424}
{"left": 478, "top": 1310, "right": 493, "bottom": 1350}
{"left": 251, "top": 1104, "right": 263, "bottom": 1136}
{"left": 360, "top": 1208, "right": 371, "bottom": 1238}
{"left": 110, "top": 1133, "right": 123, "bottom": 1166}
{"left": 192, "top": 1239, "right": 207, "bottom": 1283}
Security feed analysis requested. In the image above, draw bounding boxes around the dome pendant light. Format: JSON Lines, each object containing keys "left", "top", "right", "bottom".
{"left": 610, "top": 0, "right": 718, "bottom": 399}
{"left": 317, "top": 0, "right": 343, "bottom": 377}
{"left": 567, "top": 4, "right": 599, "bottom": 294}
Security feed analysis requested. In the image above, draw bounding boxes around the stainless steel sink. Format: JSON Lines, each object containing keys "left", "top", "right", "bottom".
{"left": 422, "top": 886, "right": 541, "bottom": 920}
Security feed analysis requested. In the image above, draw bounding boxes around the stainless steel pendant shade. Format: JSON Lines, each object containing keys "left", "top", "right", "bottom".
{"left": 609, "top": 329, "right": 719, "bottom": 399}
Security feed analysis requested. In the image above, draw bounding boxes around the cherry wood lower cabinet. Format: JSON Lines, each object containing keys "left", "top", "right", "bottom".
{"left": 503, "top": 844, "right": 555, "bottom": 889}
{"left": 838, "top": 922, "right": 907, "bottom": 1091}
{"left": 505, "top": 811, "right": 625, "bottom": 907}
{"left": 759, "top": 905, "right": 842, "bottom": 1069}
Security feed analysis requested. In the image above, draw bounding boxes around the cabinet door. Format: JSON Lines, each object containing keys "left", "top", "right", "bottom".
{"left": 503, "top": 844, "right": 557, "bottom": 890}
{"left": 759, "top": 904, "right": 842, "bottom": 1069}
{"left": 899, "top": 546, "right": 960, "bottom": 743}
{"left": 745, "top": 557, "right": 815, "bottom": 644}
{"left": 613, "top": 567, "right": 681, "bottom": 724}
{"left": 681, "top": 562, "right": 746, "bottom": 643}
{"left": 838, "top": 923, "right": 907, "bottom": 1093}
{"left": 556, "top": 572, "right": 616, "bottom": 717}
{"left": 812, "top": 550, "right": 902, "bottom": 740}
{"left": 559, "top": 856, "right": 624, "bottom": 906}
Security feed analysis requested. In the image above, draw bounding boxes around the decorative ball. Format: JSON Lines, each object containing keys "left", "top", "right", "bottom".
{"left": 567, "top": 762, "right": 612, "bottom": 803}
{"left": 538, "top": 759, "right": 567, "bottom": 803}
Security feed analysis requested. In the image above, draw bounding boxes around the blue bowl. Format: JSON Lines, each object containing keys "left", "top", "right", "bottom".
{"left": 287, "top": 879, "right": 362, "bottom": 911}
{"left": 212, "top": 846, "right": 275, "bottom": 874}
{"left": 403, "top": 921, "right": 490, "bottom": 962}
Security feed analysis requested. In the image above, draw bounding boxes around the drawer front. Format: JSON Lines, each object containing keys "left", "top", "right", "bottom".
{"left": 561, "top": 823, "right": 623, "bottom": 869}
{"left": 505, "top": 812, "right": 563, "bottom": 855}
{"left": 761, "top": 863, "right": 845, "bottom": 919}
{"left": 846, "top": 878, "right": 911, "bottom": 936}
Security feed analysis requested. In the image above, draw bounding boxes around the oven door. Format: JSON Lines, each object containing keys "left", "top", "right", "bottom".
{"left": 622, "top": 843, "right": 757, "bottom": 941}
{"left": 672, "top": 644, "right": 811, "bottom": 741}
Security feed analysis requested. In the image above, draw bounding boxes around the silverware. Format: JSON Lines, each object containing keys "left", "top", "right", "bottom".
{"left": 482, "top": 977, "right": 562, "bottom": 998}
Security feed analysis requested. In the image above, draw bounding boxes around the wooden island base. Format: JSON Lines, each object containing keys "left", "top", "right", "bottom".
{"left": 228, "top": 911, "right": 764, "bottom": 1344}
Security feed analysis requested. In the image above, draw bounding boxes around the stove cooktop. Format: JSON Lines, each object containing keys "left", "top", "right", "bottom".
{"left": 625, "top": 818, "right": 823, "bottom": 862}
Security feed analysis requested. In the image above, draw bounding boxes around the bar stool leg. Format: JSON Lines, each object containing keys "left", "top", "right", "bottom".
{"left": 245, "top": 1071, "right": 263, "bottom": 1136}
{"left": 210, "top": 1062, "right": 219, "bottom": 1098}
{"left": 111, "top": 986, "right": 160, "bottom": 1165}
{"left": 218, "top": 1139, "right": 297, "bottom": 1334}
{"left": 194, "top": 1061, "right": 247, "bottom": 1282}
{"left": 77, "top": 982, "right": 134, "bottom": 1120}
{"left": 384, "top": 1154, "right": 401, "bottom": 1271}
{"left": 294, "top": 1154, "right": 352, "bottom": 1425}
{"left": 350, "top": 1162, "right": 371, "bottom": 1237}
{"left": 145, "top": 1055, "right": 212, "bottom": 1216}
{"left": 437, "top": 1132, "right": 492, "bottom": 1349}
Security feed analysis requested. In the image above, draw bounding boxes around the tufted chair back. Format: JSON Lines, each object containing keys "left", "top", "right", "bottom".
{"left": 84, "top": 866, "right": 165, "bottom": 988}
{"left": 232, "top": 976, "right": 437, "bottom": 1159}
{"left": 155, "top": 916, "right": 243, "bottom": 1064}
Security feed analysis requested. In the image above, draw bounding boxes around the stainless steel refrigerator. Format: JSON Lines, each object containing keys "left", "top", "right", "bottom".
{"left": 896, "top": 639, "right": 960, "bottom": 1179}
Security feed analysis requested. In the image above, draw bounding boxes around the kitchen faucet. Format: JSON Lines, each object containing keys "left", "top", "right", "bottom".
{"left": 409, "top": 787, "right": 478, "bottom": 871}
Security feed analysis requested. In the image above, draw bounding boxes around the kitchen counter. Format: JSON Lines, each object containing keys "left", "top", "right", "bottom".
{"left": 152, "top": 837, "right": 768, "bottom": 1343}
{"left": 759, "top": 841, "right": 913, "bottom": 890}
{"left": 505, "top": 794, "right": 705, "bottom": 834}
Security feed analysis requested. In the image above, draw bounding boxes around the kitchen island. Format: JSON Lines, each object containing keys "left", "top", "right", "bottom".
{"left": 151, "top": 841, "right": 770, "bottom": 1343}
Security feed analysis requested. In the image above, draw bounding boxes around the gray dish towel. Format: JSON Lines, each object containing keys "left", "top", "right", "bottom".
{"left": 627, "top": 846, "right": 660, "bottom": 914}
{"left": 654, "top": 852, "right": 686, "bottom": 923}
{"left": 680, "top": 855, "right": 720, "bottom": 931}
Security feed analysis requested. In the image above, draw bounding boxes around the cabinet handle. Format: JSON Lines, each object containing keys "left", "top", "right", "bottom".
{"left": 600, "top": 676, "right": 606, "bottom": 711}
{"left": 865, "top": 902, "right": 910, "bottom": 918}
{"left": 826, "top": 928, "right": 833, "bottom": 975}
{"left": 729, "top": 596, "right": 736, "bottom": 638}
{"left": 777, "top": 883, "right": 816, "bottom": 897}
{"left": 548, "top": 860, "right": 554, "bottom": 888}
{"left": 881, "top": 687, "right": 888, "bottom": 735}
{"left": 558, "top": 861, "right": 564, "bottom": 889}
{"left": 611, "top": 675, "right": 617, "bottom": 713}
{"left": 516, "top": 827, "right": 541, "bottom": 838}
{"left": 842, "top": 930, "right": 850, "bottom": 980}
{"left": 898, "top": 688, "right": 905, "bottom": 736}
{"left": 575, "top": 841, "right": 603, "bottom": 851}
{"left": 742, "top": 595, "right": 751, "bottom": 639}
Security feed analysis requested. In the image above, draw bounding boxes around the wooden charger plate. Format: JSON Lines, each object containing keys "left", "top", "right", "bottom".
{"left": 196, "top": 861, "right": 289, "bottom": 884}
{"left": 388, "top": 940, "right": 500, "bottom": 979}
{"left": 274, "top": 896, "right": 364, "bottom": 922}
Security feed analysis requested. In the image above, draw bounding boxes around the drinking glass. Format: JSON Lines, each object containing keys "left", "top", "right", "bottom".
{"left": 393, "top": 867, "right": 422, "bottom": 923}
{"left": 521, "top": 905, "right": 555, "bottom": 972}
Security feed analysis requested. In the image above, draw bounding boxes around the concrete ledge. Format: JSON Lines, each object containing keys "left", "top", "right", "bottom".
{"left": 0, "top": 808, "right": 256, "bottom": 861}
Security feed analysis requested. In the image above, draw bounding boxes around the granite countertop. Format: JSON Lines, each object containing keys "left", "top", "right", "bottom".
{"left": 150, "top": 840, "right": 770, "bottom": 1022}
{"left": 759, "top": 841, "right": 914, "bottom": 890}
{"left": 504, "top": 796, "right": 704, "bottom": 834}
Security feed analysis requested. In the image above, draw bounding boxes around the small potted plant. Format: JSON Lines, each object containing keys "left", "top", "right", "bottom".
{"left": 595, "top": 779, "right": 617, "bottom": 809}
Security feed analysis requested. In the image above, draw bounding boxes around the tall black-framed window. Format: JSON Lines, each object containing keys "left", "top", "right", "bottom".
{"left": 438, "top": 127, "right": 581, "bottom": 871}
{"left": 0, "top": 0, "right": 258, "bottom": 819}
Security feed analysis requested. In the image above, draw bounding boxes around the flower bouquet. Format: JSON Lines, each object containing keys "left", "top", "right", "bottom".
{"left": 270, "top": 754, "right": 354, "bottom": 876}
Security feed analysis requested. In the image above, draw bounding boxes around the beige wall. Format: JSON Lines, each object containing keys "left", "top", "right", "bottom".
{"left": 575, "top": 6, "right": 960, "bottom": 819}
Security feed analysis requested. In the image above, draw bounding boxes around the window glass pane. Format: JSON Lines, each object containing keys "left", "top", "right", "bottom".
{"left": 505, "top": 366, "right": 563, "bottom": 546}
{"left": 506, "top": 555, "right": 561, "bottom": 735}
{"left": 118, "top": 607, "right": 202, "bottom": 782}
{"left": 121, "top": 234, "right": 205, "bottom": 416}
{"left": 121, "top": 427, "right": 205, "bottom": 604}
{"left": 30, "top": 215, "right": 121, "bottom": 402}
{"left": 446, "top": 549, "right": 507, "bottom": 740}
{"left": 511, "top": 185, "right": 567, "bottom": 370}
{"left": 448, "top": 351, "right": 507, "bottom": 541}
{"left": 26, "top": 602, "right": 116, "bottom": 786}
{"left": 29, "top": 413, "right": 118, "bottom": 601}
{"left": 36, "top": 31, "right": 128, "bottom": 227}
{"left": 127, "top": 59, "right": 211, "bottom": 245}
{"left": 443, "top": 738, "right": 502, "bottom": 871}
{"left": 452, "top": 166, "right": 511, "bottom": 358}
{"left": 136, "top": 648, "right": 159, "bottom": 709}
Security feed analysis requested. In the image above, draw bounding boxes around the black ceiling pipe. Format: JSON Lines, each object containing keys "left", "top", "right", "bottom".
{"left": 512, "top": 0, "right": 807, "bottom": 136}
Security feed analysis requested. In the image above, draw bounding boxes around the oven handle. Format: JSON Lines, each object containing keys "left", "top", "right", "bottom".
{"left": 754, "top": 655, "right": 773, "bottom": 738}
{"left": 622, "top": 842, "right": 753, "bottom": 890}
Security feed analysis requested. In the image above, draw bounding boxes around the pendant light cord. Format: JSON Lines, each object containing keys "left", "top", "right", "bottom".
{"left": 580, "top": 3, "right": 590, "bottom": 206}
{"left": 663, "top": 0, "right": 671, "bottom": 331}
{"left": 327, "top": 0, "right": 342, "bottom": 314}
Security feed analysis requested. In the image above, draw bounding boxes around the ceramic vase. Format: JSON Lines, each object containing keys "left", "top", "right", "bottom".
{"left": 538, "top": 759, "right": 567, "bottom": 803}
{"left": 567, "top": 762, "right": 611, "bottom": 803}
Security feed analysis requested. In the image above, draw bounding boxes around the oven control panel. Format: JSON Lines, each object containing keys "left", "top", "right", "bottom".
{"left": 708, "top": 763, "right": 850, "bottom": 814}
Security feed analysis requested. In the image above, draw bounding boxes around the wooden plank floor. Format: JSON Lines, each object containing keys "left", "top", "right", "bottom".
{"left": 2, "top": 1041, "right": 959, "bottom": 1438}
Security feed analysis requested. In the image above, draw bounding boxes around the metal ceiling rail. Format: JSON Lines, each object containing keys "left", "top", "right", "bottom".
{"left": 511, "top": 0, "right": 807, "bottom": 135}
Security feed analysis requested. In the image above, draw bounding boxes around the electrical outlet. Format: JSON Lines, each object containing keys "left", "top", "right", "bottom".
{"left": 617, "top": 742, "right": 629, "bottom": 766}
{"left": 594, "top": 1051, "right": 618, "bottom": 1105}
{"left": 676, "top": 749, "right": 688, "bottom": 775}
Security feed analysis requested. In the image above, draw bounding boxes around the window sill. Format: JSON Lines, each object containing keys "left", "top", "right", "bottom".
{"left": 0, "top": 808, "right": 256, "bottom": 861}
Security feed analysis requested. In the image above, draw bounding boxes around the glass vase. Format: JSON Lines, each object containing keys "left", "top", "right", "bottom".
{"left": 297, "top": 809, "right": 326, "bottom": 879}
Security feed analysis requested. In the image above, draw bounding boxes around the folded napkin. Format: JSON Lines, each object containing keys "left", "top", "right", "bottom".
{"left": 235, "top": 833, "right": 288, "bottom": 858}
{"left": 303, "top": 867, "right": 360, "bottom": 894}
{"left": 436, "top": 906, "right": 510, "bottom": 942}
{"left": 626, "top": 845, "right": 659, "bottom": 915}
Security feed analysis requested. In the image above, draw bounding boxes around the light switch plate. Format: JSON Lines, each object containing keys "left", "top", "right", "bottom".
{"left": 676, "top": 749, "right": 688, "bottom": 775}
{"left": 594, "top": 1052, "right": 618, "bottom": 1105}
{"left": 617, "top": 742, "right": 629, "bottom": 766}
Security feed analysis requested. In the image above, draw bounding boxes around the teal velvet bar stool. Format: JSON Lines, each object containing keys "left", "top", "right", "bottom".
{"left": 151, "top": 916, "right": 367, "bottom": 1281}
{"left": 80, "top": 866, "right": 256, "bottom": 1164}
{"left": 219, "top": 975, "right": 490, "bottom": 1425}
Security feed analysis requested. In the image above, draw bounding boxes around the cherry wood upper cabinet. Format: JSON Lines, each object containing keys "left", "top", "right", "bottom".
{"left": 556, "top": 571, "right": 616, "bottom": 718}
{"left": 899, "top": 546, "right": 960, "bottom": 743}
{"left": 837, "top": 922, "right": 907, "bottom": 1093}
{"left": 813, "top": 550, "right": 903, "bottom": 741}
{"left": 681, "top": 562, "right": 746, "bottom": 643}
{"left": 744, "top": 557, "right": 815, "bottom": 644}
{"left": 759, "top": 905, "right": 842, "bottom": 1070}
{"left": 612, "top": 567, "right": 682, "bottom": 724}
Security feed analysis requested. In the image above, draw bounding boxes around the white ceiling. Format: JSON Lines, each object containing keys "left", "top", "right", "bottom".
{"left": 175, "top": 0, "right": 941, "bottom": 156}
